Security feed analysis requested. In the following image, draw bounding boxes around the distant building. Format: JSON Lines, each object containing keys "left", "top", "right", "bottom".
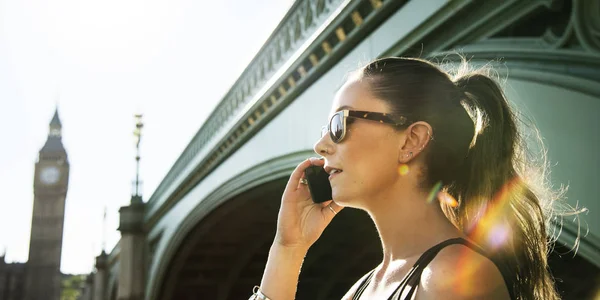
{"left": 0, "top": 110, "right": 69, "bottom": 300}
{"left": 0, "top": 258, "right": 26, "bottom": 300}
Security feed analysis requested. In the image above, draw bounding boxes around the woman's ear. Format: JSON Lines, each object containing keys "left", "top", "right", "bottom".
{"left": 398, "top": 121, "right": 433, "bottom": 163}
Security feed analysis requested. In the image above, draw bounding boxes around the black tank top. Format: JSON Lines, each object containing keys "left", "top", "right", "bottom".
{"left": 351, "top": 238, "right": 516, "bottom": 300}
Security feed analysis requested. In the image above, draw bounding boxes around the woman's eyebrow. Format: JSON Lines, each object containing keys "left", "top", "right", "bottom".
{"left": 335, "top": 105, "right": 354, "bottom": 112}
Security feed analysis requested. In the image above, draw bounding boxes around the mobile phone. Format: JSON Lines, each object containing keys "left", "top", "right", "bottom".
{"left": 304, "top": 165, "right": 332, "bottom": 203}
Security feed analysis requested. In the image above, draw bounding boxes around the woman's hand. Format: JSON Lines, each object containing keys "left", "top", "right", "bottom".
{"left": 258, "top": 158, "right": 344, "bottom": 299}
{"left": 273, "top": 157, "right": 344, "bottom": 251}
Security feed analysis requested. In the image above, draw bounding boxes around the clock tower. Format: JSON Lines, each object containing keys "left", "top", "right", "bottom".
{"left": 25, "top": 109, "right": 69, "bottom": 300}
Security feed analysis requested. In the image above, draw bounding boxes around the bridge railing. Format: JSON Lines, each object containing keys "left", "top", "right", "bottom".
{"left": 145, "top": 0, "right": 346, "bottom": 213}
{"left": 145, "top": 0, "right": 409, "bottom": 224}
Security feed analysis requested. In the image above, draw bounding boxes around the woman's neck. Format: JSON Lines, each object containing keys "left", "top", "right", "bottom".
{"left": 365, "top": 181, "right": 462, "bottom": 266}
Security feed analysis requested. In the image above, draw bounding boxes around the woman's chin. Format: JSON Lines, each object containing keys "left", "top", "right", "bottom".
{"left": 331, "top": 190, "right": 351, "bottom": 206}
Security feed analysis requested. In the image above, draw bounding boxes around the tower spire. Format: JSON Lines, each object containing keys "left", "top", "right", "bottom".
{"left": 101, "top": 206, "right": 107, "bottom": 254}
{"left": 132, "top": 114, "right": 144, "bottom": 203}
{"left": 40, "top": 108, "right": 66, "bottom": 155}
{"left": 50, "top": 108, "right": 61, "bottom": 127}
{"left": 48, "top": 107, "right": 62, "bottom": 138}
{"left": 27, "top": 105, "right": 70, "bottom": 300}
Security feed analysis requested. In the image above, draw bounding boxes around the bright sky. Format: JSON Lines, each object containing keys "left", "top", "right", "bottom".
{"left": 0, "top": 0, "right": 294, "bottom": 274}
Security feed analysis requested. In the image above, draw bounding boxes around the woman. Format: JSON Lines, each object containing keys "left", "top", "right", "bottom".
{"left": 251, "top": 57, "right": 561, "bottom": 299}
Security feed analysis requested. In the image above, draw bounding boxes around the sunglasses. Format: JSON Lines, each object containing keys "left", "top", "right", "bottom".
{"left": 321, "top": 110, "right": 409, "bottom": 143}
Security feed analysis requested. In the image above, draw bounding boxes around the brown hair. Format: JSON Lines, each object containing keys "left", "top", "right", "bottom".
{"left": 358, "top": 57, "right": 564, "bottom": 299}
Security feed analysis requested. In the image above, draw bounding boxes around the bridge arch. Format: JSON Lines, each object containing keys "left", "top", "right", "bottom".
{"left": 148, "top": 152, "right": 381, "bottom": 300}
{"left": 137, "top": 0, "right": 600, "bottom": 299}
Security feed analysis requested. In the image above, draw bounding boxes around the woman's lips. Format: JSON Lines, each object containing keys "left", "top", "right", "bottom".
{"left": 329, "top": 171, "right": 342, "bottom": 180}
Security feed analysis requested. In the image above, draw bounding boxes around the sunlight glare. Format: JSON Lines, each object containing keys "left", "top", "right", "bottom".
{"left": 438, "top": 191, "right": 458, "bottom": 207}
{"left": 467, "top": 177, "right": 522, "bottom": 251}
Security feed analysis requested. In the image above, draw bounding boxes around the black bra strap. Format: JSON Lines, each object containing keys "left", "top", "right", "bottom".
{"left": 352, "top": 238, "right": 515, "bottom": 300}
{"left": 351, "top": 269, "right": 375, "bottom": 300}
{"left": 391, "top": 238, "right": 515, "bottom": 300}
{"left": 391, "top": 238, "right": 470, "bottom": 299}
{"left": 353, "top": 238, "right": 469, "bottom": 300}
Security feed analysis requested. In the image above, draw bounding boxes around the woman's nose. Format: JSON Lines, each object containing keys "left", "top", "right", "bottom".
{"left": 313, "top": 135, "right": 333, "bottom": 156}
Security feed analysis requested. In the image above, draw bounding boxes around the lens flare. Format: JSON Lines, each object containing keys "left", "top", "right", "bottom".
{"left": 426, "top": 181, "right": 443, "bottom": 203}
{"left": 467, "top": 177, "right": 523, "bottom": 251}
{"left": 438, "top": 191, "right": 458, "bottom": 207}
{"left": 453, "top": 177, "right": 524, "bottom": 295}
{"left": 398, "top": 164, "right": 409, "bottom": 176}
{"left": 487, "top": 222, "right": 511, "bottom": 250}
{"left": 454, "top": 245, "right": 485, "bottom": 296}
{"left": 465, "top": 202, "right": 488, "bottom": 234}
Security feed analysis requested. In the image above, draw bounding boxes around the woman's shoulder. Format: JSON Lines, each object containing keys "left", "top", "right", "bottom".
{"left": 415, "top": 243, "right": 511, "bottom": 300}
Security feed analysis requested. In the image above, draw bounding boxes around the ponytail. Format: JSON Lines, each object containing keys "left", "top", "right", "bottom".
{"left": 360, "top": 57, "right": 572, "bottom": 299}
{"left": 447, "top": 73, "right": 559, "bottom": 300}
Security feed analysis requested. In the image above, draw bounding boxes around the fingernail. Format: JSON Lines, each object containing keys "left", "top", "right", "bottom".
{"left": 318, "top": 157, "right": 325, "bottom": 160}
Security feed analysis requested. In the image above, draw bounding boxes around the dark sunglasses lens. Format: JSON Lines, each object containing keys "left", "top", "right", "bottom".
{"left": 330, "top": 114, "right": 344, "bottom": 142}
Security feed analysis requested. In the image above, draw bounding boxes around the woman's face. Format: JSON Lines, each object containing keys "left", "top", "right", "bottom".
{"left": 314, "top": 79, "right": 406, "bottom": 208}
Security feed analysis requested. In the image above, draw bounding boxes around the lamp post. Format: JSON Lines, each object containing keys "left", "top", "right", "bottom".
{"left": 116, "top": 113, "right": 146, "bottom": 300}
{"left": 132, "top": 114, "right": 143, "bottom": 203}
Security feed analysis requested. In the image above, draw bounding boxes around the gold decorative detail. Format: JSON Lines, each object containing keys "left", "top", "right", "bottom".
{"left": 379, "top": 120, "right": 383, "bottom": 123}
{"left": 288, "top": 76, "right": 296, "bottom": 88}
{"left": 351, "top": 11, "right": 363, "bottom": 26}
{"left": 279, "top": 86, "right": 287, "bottom": 96}
{"left": 322, "top": 41, "right": 332, "bottom": 54}
{"left": 309, "top": 54, "right": 319, "bottom": 66}
{"left": 262, "top": 102, "right": 270, "bottom": 112}
{"left": 254, "top": 110, "right": 261, "bottom": 119}
{"left": 270, "top": 95, "right": 277, "bottom": 105}
{"left": 363, "top": 113, "right": 368, "bottom": 117}
{"left": 248, "top": 117, "right": 255, "bottom": 125}
{"left": 369, "top": 0, "right": 383, "bottom": 9}
{"left": 298, "top": 65, "right": 307, "bottom": 77}
{"left": 335, "top": 27, "right": 346, "bottom": 42}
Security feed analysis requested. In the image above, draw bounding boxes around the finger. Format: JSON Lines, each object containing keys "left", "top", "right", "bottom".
{"left": 285, "top": 159, "right": 311, "bottom": 194}
{"left": 296, "top": 173, "right": 306, "bottom": 190}
{"left": 284, "top": 158, "right": 321, "bottom": 194}
{"left": 296, "top": 177, "right": 315, "bottom": 198}
{"left": 295, "top": 175, "right": 316, "bottom": 192}
{"left": 328, "top": 200, "right": 344, "bottom": 213}
{"left": 320, "top": 200, "right": 343, "bottom": 217}
{"left": 310, "top": 157, "right": 325, "bottom": 166}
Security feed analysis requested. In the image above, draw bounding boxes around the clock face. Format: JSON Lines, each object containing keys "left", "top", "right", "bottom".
{"left": 40, "top": 166, "right": 60, "bottom": 185}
